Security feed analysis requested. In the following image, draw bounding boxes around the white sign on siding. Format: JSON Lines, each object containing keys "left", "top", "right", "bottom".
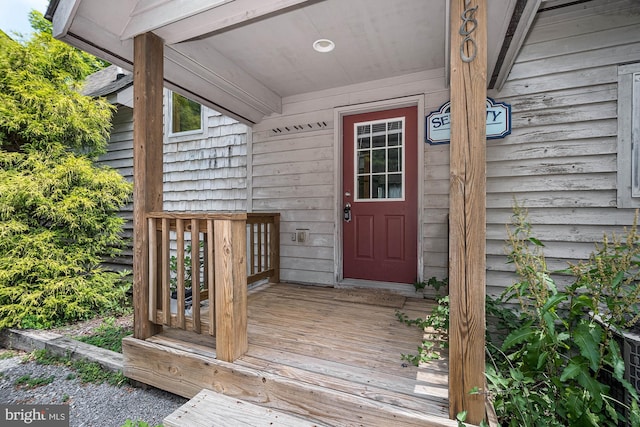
{"left": 425, "top": 97, "right": 511, "bottom": 145}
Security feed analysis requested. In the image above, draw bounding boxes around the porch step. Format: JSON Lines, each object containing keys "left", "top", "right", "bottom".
{"left": 164, "top": 388, "right": 328, "bottom": 427}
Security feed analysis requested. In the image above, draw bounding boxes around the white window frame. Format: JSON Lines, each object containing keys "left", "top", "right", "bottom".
{"left": 168, "top": 90, "right": 204, "bottom": 137}
{"left": 617, "top": 64, "right": 640, "bottom": 208}
{"left": 353, "top": 117, "right": 406, "bottom": 202}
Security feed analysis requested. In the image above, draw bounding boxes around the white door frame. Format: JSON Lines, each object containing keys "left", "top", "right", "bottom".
{"left": 333, "top": 94, "right": 425, "bottom": 290}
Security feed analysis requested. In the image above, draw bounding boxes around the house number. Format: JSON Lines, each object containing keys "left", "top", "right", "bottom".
{"left": 459, "top": 0, "right": 478, "bottom": 63}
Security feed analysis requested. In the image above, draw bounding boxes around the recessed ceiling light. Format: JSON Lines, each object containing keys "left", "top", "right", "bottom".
{"left": 313, "top": 39, "right": 335, "bottom": 53}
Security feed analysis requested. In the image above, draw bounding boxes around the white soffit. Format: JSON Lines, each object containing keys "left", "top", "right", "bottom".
{"left": 52, "top": 0, "right": 522, "bottom": 124}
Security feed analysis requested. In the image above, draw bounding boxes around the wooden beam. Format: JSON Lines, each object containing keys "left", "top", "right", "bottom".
{"left": 214, "top": 219, "right": 248, "bottom": 362}
{"left": 133, "top": 32, "right": 164, "bottom": 340}
{"left": 448, "top": 0, "right": 487, "bottom": 424}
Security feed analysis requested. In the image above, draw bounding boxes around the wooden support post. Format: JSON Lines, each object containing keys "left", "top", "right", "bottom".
{"left": 214, "top": 219, "right": 248, "bottom": 362}
{"left": 132, "top": 32, "right": 164, "bottom": 339}
{"left": 448, "top": 0, "right": 487, "bottom": 424}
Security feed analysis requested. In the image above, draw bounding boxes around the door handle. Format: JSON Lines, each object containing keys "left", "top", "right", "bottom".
{"left": 343, "top": 202, "right": 351, "bottom": 222}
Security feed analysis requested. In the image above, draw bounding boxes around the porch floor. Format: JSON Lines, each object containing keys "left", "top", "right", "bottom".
{"left": 124, "top": 283, "right": 451, "bottom": 426}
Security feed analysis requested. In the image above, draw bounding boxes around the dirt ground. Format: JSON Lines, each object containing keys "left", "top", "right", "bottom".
{"left": 49, "top": 313, "right": 133, "bottom": 338}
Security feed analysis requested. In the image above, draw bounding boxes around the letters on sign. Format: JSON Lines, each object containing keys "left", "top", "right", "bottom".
{"left": 425, "top": 98, "right": 512, "bottom": 145}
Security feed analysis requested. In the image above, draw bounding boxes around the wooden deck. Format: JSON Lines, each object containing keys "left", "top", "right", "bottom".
{"left": 123, "top": 283, "right": 454, "bottom": 426}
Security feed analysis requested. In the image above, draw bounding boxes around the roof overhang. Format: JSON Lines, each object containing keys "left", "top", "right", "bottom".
{"left": 47, "top": 0, "right": 539, "bottom": 125}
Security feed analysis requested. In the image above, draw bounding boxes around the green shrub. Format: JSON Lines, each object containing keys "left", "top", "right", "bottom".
{"left": 487, "top": 204, "right": 640, "bottom": 427}
{"left": 0, "top": 12, "right": 131, "bottom": 329}
{"left": 0, "top": 151, "right": 132, "bottom": 329}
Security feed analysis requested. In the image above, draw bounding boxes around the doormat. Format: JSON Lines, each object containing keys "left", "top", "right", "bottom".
{"left": 333, "top": 288, "right": 406, "bottom": 308}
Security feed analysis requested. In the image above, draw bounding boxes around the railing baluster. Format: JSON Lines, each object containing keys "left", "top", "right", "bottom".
{"left": 162, "top": 218, "right": 171, "bottom": 325}
{"left": 271, "top": 214, "right": 280, "bottom": 283}
{"left": 191, "top": 218, "right": 201, "bottom": 334}
{"left": 148, "top": 218, "right": 157, "bottom": 322}
{"left": 207, "top": 219, "right": 215, "bottom": 335}
{"left": 176, "top": 218, "right": 185, "bottom": 329}
{"left": 263, "top": 222, "right": 268, "bottom": 272}
{"left": 250, "top": 222, "right": 255, "bottom": 276}
{"left": 257, "top": 222, "right": 262, "bottom": 273}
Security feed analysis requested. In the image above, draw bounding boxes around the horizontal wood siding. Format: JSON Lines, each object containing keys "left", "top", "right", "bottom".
{"left": 252, "top": 70, "right": 450, "bottom": 286}
{"left": 486, "top": 0, "right": 640, "bottom": 295}
{"left": 251, "top": 127, "right": 335, "bottom": 285}
{"left": 97, "top": 106, "right": 134, "bottom": 272}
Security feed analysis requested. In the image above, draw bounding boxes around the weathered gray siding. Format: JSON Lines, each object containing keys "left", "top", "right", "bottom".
{"left": 249, "top": 0, "right": 640, "bottom": 294}
{"left": 98, "top": 91, "right": 249, "bottom": 271}
{"left": 163, "top": 90, "right": 248, "bottom": 212}
{"left": 485, "top": 0, "right": 640, "bottom": 295}
{"left": 96, "top": 105, "right": 134, "bottom": 272}
{"left": 252, "top": 70, "right": 449, "bottom": 288}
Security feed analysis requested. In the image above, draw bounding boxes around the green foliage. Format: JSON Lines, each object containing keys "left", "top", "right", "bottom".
{"left": 487, "top": 204, "right": 640, "bottom": 427}
{"left": 72, "top": 359, "right": 128, "bottom": 386}
{"left": 399, "top": 293, "right": 517, "bottom": 366}
{"left": 0, "top": 350, "right": 17, "bottom": 360}
{"left": 414, "top": 276, "right": 448, "bottom": 296}
{"left": 396, "top": 295, "right": 449, "bottom": 364}
{"left": 0, "top": 11, "right": 131, "bottom": 330}
{"left": 28, "top": 348, "right": 128, "bottom": 386}
{"left": 14, "top": 373, "right": 55, "bottom": 389}
{"left": 76, "top": 317, "right": 132, "bottom": 353}
{"left": 169, "top": 243, "right": 204, "bottom": 292}
{"left": 456, "top": 409, "right": 490, "bottom": 427}
{"left": 0, "top": 151, "right": 132, "bottom": 329}
{"left": 0, "top": 12, "right": 112, "bottom": 156}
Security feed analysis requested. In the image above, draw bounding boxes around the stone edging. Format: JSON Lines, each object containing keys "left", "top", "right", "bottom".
{"left": 0, "top": 328, "right": 123, "bottom": 373}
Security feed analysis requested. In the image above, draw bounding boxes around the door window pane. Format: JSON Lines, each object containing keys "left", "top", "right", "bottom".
{"left": 358, "top": 175, "right": 370, "bottom": 199}
{"left": 372, "top": 149, "right": 386, "bottom": 173}
{"left": 358, "top": 151, "right": 370, "bottom": 174}
{"left": 372, "top": 175, "right": 386, "bottom": 199}
{"left": 354, "top": 118, "right": 405, "bottom": 200}
{"left": 388, "top": 147, "right": 401, "bottom": 172}
{"left": 389, "top": 174, "right": 402, "bottom": 198}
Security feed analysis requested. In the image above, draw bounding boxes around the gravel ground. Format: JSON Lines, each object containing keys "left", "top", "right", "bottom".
{"left": 0, "top": 351, "right": 187, "bottom": 427}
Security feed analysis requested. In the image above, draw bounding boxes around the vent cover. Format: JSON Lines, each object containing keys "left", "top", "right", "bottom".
{"left": 269, "top": 121, "right": 332, "bottom": 137}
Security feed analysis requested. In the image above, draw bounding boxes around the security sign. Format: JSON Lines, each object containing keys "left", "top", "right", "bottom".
{"left": 425, "top": 97, "right": 511, "bottom": 145}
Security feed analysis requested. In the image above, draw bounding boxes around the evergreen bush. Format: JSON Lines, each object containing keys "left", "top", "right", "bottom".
{"left": 0, "top": 12, "right": 132, "bottom": 329}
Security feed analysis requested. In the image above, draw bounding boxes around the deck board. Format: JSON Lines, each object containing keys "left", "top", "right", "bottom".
{"left": 131, "top": 283, "right": 451, "bottom": 425}
{"left": 245, "top": 284, "right": 448, "bottom": 416}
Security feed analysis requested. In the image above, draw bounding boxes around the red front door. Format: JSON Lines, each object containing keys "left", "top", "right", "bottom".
{"left": 342, "top": 106, "right": 418, "bottom": 284}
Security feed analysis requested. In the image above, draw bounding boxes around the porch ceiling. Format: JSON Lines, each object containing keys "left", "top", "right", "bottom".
{"left": 49, "top": 0, "right": 521, "bottom": 124}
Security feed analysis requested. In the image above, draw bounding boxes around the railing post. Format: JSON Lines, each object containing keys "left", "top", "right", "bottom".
{"left": 214, "top": 217, "right": 248, "bottom": 362}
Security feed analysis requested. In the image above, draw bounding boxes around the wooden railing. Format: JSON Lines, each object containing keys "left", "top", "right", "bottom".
{"left": 146, "top": 212, "right": 279, "bottom": 361}
{"left": 247, "top": 213, "right": 280, "bottom": 285}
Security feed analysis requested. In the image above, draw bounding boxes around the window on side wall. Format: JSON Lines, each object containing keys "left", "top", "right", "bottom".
{"left": 170, "top": 91, "right": 203, "bottom": 135}
{"left": 617, "top": 64, "right": 640, "bottom": 208}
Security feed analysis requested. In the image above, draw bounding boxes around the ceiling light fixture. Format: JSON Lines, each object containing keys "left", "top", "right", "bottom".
{"left": 313, "top": 39, "right": 335, "bottom": 53}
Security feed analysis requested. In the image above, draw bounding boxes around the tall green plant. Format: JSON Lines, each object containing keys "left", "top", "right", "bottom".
{"left": 0, "top": 151, "right": 132, "bottom": 328}
{"left": 488, "top": 204, "right": 640, "bottom": 426}
{"left": 0, "top": 11, "right": 132, "bottom": 329}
